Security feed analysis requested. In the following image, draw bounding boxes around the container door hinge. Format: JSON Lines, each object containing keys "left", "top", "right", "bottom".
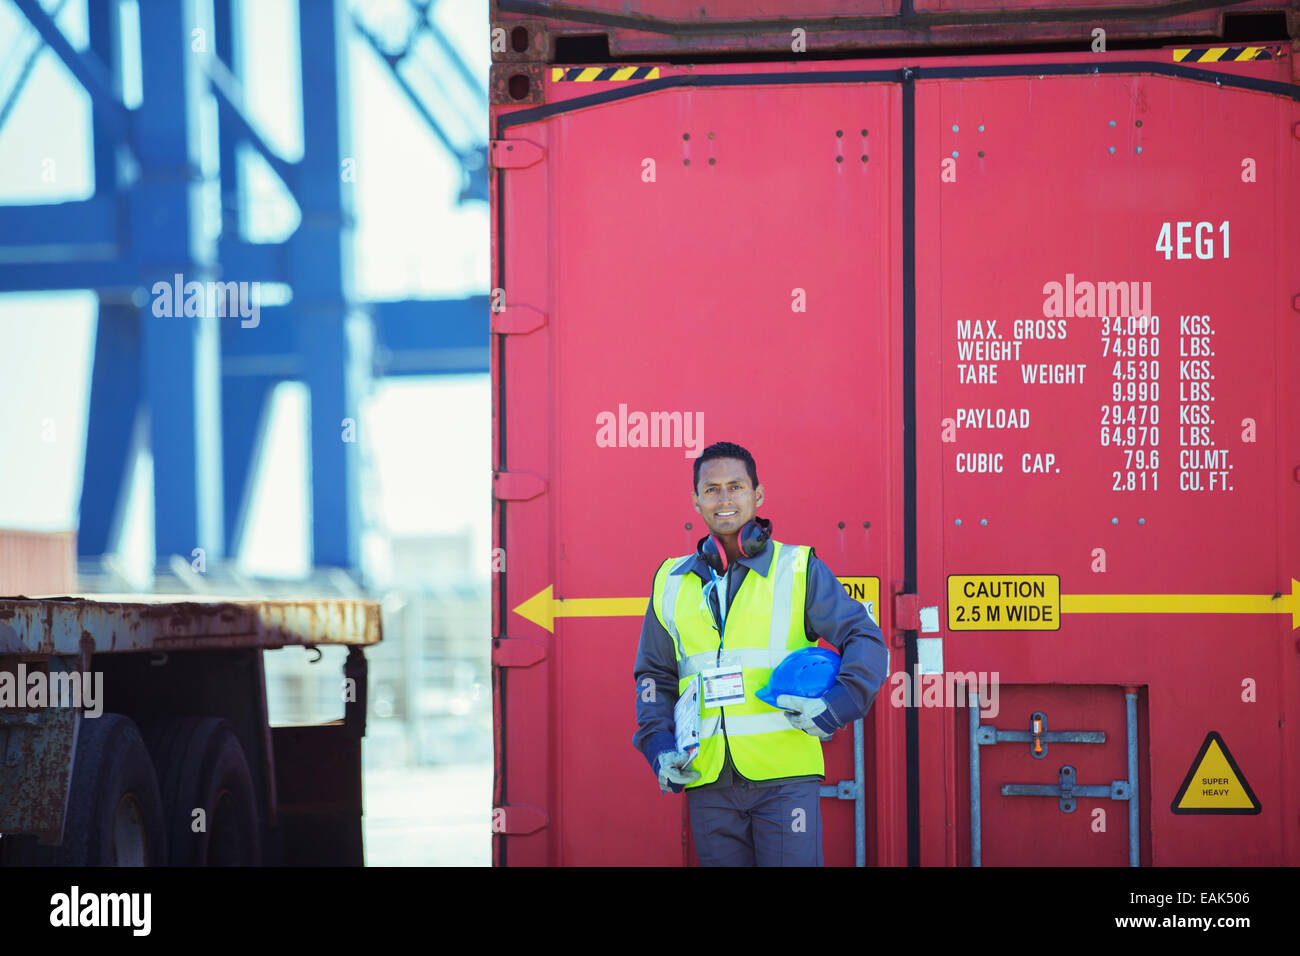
{"left": 492, "top": 803, "right": 548, "bottom": 835}
{"left": 490, "top": 304, "right": 547, "bottom": 336}
{"left": 493, "top": 637, "right": 546, "bottom": 668}
{"left": 491, "top": 139, "right": 544, "bottom": 169}
{"left": 493, "top": 471, "right": 546, "bottom": 501}
{"left": 892, "top": 591, "right": 919, "bottom": 645}
{"left": 819, "top": 778, "right": 861, "bottom": 800}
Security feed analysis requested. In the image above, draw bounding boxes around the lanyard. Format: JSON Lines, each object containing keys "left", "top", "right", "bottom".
{"left": 706, "top": 565, "right": 729, "bottom": 641}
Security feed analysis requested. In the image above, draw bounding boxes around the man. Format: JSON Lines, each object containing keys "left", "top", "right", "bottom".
{"left": 632, "top": 441, "right": 889, "bottom": 866}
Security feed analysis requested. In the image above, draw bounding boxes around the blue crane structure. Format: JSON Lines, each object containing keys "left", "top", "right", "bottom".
{"left": 0, "top": 0, "right": 488, "bottom": 571}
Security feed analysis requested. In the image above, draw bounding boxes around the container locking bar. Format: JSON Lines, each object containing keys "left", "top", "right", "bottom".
{"left": 1000, "top": 764, "right": 1131, "bottom": 813}
{"left": 818, "top": 717, "right": 866, "bottom": 867}
{"left": 973, "top": 710, "right": 1105, "bottom": 759}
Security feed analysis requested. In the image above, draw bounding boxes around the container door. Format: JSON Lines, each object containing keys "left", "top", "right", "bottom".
{"left": 913, "top": 57, "right": 1299, "bottom": 865}
{"left": 494, "top": 73, "right": 904, "bottom": 865}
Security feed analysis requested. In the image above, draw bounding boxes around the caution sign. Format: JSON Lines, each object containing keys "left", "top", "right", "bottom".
{"left": 947, "top": 574, "right": 1061, "bottom": 631}
{"left": 837, "top": 576, "right": 880, "bottom": 626}
{"left": 1170, "top": 731, "right": 1261, "bottom": 815}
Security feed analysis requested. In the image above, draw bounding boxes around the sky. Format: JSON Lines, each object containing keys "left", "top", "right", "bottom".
{"left": 0, "top": 0, "right": 491, "bottom": 585}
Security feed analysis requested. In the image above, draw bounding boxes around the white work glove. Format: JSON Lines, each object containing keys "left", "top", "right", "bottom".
{"left": 657, "top": 750, "right": 701, "bottom": 792}
{"left": 776, "top": 694, "right": 834, "bottom": 740}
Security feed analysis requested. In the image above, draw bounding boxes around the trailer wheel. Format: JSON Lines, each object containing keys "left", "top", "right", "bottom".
{"left": 148, "top": 717, "right": 262, "bottom": 866}
{"left": 48, "top": 713, "right": 168, "bottom": 866}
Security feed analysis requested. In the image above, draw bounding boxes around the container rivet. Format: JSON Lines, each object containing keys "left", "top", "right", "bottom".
{"left": 838, "top": 521, "right": 846, "bottom": 529}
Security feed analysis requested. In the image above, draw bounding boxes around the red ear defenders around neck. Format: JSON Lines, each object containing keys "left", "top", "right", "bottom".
{"left": 697, "top": 517, "right": 772, "bottom": 574}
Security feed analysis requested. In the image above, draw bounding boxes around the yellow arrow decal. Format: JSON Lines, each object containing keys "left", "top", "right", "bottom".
{"left": 511, "top": 585, "right": 647, "bottom": 634}
{"left": 1061, "top": 578, "right": 1300, "bottom": 629}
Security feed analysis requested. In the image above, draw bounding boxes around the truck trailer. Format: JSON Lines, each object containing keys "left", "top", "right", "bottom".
{"left": 0, "top": 587, "right": 378, "bottom": 866}
{"left": 489, "top": 0, "right": 1300, "bottom": 865}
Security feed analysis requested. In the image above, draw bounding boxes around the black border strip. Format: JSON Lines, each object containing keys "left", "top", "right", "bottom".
{"left": 494, "top": 163, "right": 509, "bottom": 868}
{"left": 498, "top": 60, "right": 1300, "bottom": 131}
{"left": 499, "top": 0, "right": 1258, "bottom": 32}
{"left": 501, "top": 69, "right": 898, "bottom": 129}
{"left": 901, "top": 70, "right": 920, "bottom": 868}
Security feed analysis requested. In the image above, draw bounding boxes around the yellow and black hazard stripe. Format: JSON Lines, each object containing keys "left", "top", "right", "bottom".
{"left": 551, "top": 66, "right": 661, "bottom": 82}
{"left": 1172, "top": 46, "right": 1277, "bottom": 63}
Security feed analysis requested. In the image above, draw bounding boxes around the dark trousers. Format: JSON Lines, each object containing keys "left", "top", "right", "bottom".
{"left": 686, "top": 779, "right": 824, "bottom": 866}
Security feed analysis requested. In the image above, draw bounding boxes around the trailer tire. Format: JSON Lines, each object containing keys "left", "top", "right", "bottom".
{"left": 47, "top": 713, "right": 168, "bottom": 866}
{"left": 148, "top": 717, "right": 262, "bottom": 866}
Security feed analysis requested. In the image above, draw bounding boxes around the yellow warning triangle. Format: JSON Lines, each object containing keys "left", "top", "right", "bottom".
{"left": 1170, "top": 731, "right": 1261, "bottom": 814}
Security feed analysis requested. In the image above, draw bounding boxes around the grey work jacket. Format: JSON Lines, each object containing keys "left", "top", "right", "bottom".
{"left": 632, "top": 543, "right": 889, "bottom": 791}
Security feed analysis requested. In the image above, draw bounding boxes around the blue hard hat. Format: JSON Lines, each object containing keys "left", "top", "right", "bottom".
{"left": 756, "top": 647, "right": 841, "bottom": 708}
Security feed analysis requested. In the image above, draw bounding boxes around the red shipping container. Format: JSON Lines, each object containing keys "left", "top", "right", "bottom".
{"left": 0, "top": 529, "right": 76, "bottom": 597}
{"left": 490, "top": 12, "right": 1300, "bottom": 866}
{"left": 490, "top": 0, "right": 1299, "bottom": 67}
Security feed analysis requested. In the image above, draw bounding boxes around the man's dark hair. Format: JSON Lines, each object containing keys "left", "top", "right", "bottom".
{"left": 693, "top": 441, "right": 759, "bottom": 492}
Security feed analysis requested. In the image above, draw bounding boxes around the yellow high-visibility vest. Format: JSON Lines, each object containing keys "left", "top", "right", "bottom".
{"left": 651, "top": 540, "right": 823, "bottom": 787}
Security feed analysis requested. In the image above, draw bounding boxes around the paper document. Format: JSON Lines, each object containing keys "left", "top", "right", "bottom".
{"left": 674, "top": 677, "right": 700, "bottom": 755}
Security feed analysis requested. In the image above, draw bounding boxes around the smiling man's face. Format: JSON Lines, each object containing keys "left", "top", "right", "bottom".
{"left": 693, "top": 457, "right": 764, "bottom": 540}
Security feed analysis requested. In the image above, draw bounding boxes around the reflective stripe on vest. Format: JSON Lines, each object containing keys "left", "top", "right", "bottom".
{"left": 656, "top": 554, "right": 693, "bottom": 661}
{"left": 651, "top": 540, "right": 824, "bottom": 787}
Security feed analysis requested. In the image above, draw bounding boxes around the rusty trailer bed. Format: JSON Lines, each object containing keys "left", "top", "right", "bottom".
{"left": 0, "top": 596, "right": 381, "bottom": 656}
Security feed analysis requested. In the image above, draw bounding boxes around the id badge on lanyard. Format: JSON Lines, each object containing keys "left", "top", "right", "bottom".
{"left": 701, "top": 566, "right": 745, "bottom": 708}
{"left": 701, "top": 655, "right": 746, "bottom": 708}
